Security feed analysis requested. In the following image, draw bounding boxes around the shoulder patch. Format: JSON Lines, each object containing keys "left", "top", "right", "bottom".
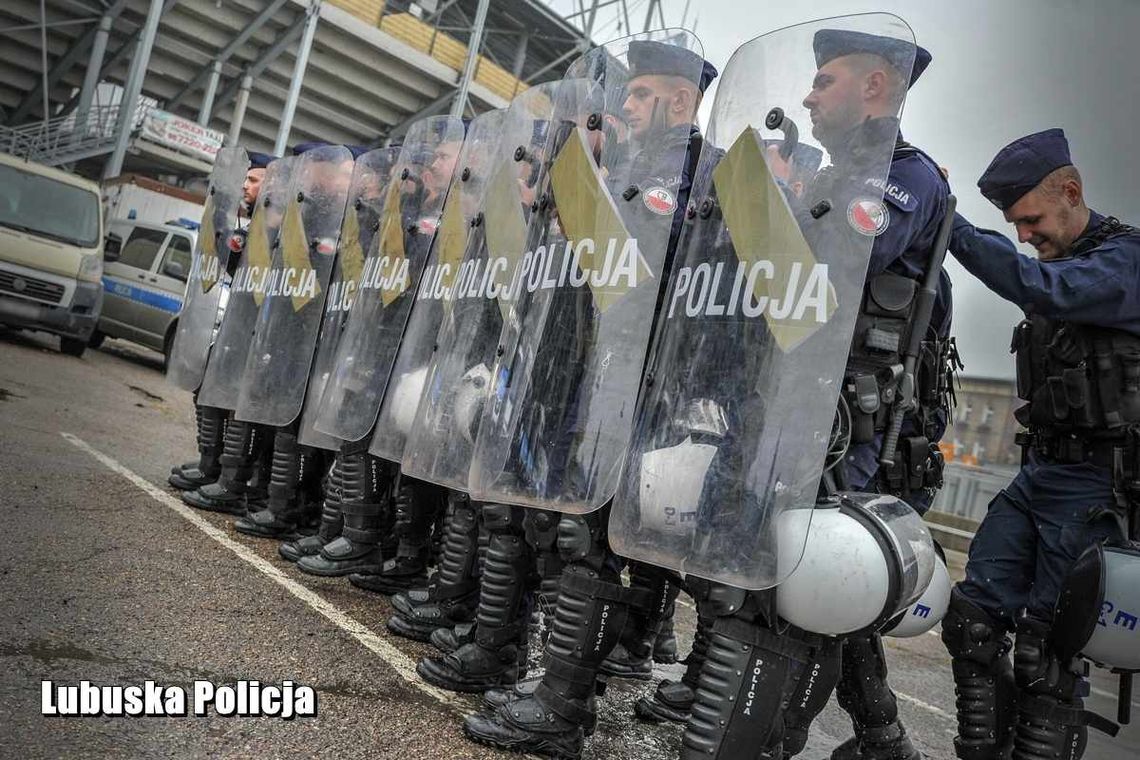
{"left": 864, "top": 176, "right": 918, "bottom": 212}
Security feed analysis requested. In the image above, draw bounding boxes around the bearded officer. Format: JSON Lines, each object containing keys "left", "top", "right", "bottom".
{"left": 940, "top": 129, "right": 1136, "bottom": 760}
{"left": 461, "top": 39, "right": 717, "bottom": 759}
{"left": 169, "top": 150, "right": 274, "bottom": 492}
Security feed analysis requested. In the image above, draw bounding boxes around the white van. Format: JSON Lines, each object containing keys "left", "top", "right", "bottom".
{"left": 0, "top": 153, "right": 105, "bottom": 357}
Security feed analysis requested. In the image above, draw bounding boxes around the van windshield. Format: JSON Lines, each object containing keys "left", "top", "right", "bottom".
{"left": 0, "top": 164, "right": 101, "bottom": 248}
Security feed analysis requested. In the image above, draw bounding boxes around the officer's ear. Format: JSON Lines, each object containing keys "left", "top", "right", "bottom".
{"left": 671, "top": 82, "right": 697, "bottom": 118}
{"left": 863, "top": 69, "right": 889, "bottom": 102}
{"left": 1060, "top": 175, "right": 1083, "bottom": 208}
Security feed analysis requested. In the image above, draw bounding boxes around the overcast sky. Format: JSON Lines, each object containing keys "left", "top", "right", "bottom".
{"left": 546, "top": 0, "right": 1140, "bottom": 379}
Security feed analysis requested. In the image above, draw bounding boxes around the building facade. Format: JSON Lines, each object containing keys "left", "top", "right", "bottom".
{"left": 939, "top": 375, "right": 1022, "bottom": 468}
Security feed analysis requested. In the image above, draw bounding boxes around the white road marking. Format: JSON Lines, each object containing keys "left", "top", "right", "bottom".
{"left": 1090, "top": 685, "right": 1140, "bottom": 711}
{"left": 61, "top": 433, "right": 471, "bottom": 714}
{"left": 895, "top": 691, "right": 956, "bottom": 721}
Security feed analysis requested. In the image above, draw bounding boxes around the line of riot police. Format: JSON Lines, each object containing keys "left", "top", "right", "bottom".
{"left": 162, "top": 11, "right": 1140, "bottom": 760}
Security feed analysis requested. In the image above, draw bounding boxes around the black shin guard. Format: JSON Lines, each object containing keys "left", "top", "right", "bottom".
{"left": 602, "top": 563, "right": 681, "bottom": 680}
{"left": 196, "top": 404, "right": 226, "bottom": 478}
{"left": 170, "top": 404, "right": 226, "bottom": 489}
{"left": 832, "top": 633, "right": 919, "bottom": 760}
{"left": 362, "top": 476, "right": 446, "bottom": 593}
{"left": 384, "top": 492, "right": 481, "bottom": 638}
{"left": 1010, "top": 616, "right": 1113, "bottom": 760}
{"left": 942, "top": 589, "right": 1018, "bottom": 760}
{"left": 182, "top": 418, "right": 268, "bottom": 514}
{"left": 682, "top": 610, "right": 824, "bottom": 760}
{"left": 280, "top": 455, "right": 342, "bottom": 562}
{"left": 297, "top": 450, "right": 392, "bottom": 576}
{"left": 235, "top": 426, "right": 316, "bottom": 538}
{"left": 463, "top": 567, "right": 653, "bottom": 758}
{"left": 524, "top": 508, "right": 564, "bottom": 642}
{"left": 418, "top": 504, "right": 531, "bottom": 692}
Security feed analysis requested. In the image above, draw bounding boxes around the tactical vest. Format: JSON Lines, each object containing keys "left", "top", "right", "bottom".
{"left": 841, "top": 141, "right": 958, "bottom": 498}
{"left": 1013, "top": 217, "right": 1140, "bottom": 445}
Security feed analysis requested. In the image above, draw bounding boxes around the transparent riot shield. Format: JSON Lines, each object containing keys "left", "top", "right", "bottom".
{"left": 165, "top": 147, "right": 249, "bottom": 391}
{"left": 234, "top": 146, "right": 354, "bottom": 427}
{"left": 401, "top": 83, "right": 565, "bottom": 490}
{"left": 608, "top": 14, "right": 916, "bottom": 590}
{"left": 313, "top": 116, "right": 467, "bottom": 443}
{"left": 368, "top": 109, "right": 505, "bottom": 463}
{"left": 297, "top": 147, "right": 401, "bottom": 451}
{"left": 468, "top": 31, "right": 706, "bottom": 513}
{"left": 198, "top": 157, "right": 298, "bottom": 411}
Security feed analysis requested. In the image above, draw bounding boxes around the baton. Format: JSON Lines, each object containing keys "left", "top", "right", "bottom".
{"left": 880, "top": 194, "right": 957, "bottom": 468}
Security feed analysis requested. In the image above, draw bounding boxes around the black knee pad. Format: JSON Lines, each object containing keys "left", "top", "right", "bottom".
{"left": 942, "top": 589, "right": 1012, "bottom": 665}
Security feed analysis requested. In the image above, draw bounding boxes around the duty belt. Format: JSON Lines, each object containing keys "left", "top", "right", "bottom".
{"left": 1016, "top": 430, "right": 1123, "bottom": 468}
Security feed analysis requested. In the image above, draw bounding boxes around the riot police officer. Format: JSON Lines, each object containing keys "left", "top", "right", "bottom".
{"left": 169, "top": 150, "right": 274, "bottom": 493}
{"left": 803, "top": 30, "right": 956, "bottom": 760}
{"left": 461, "top": 36, "right": 717, "bottom": 759}
{"left": 941, "top": 128, "right": 1136, "bottom": 760}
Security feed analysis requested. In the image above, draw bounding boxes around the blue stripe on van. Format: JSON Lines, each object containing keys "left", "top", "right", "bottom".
{"left": 102, "top": 276, "right": 182, "bottom": 314}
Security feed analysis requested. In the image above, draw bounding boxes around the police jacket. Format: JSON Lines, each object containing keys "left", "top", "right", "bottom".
{"left": 951, "top": 211, "right": 1140, "bottom": 437}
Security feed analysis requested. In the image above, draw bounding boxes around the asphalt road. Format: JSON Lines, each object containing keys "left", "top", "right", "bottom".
{"left": 0, "top": 326, "right": 1136, "bottom": 760}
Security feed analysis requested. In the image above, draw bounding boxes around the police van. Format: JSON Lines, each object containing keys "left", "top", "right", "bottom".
{"left": 93, "top": 218, "right": 198, "bottom": 366}
{"left": 0, "top": 153, "right": 105, "bottom": 357}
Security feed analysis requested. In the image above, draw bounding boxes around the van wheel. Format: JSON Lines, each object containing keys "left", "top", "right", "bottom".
{"left": 162, "top": 325, "right": 176, "bottom": 371}
{"left": 60, "top": 337, "right": 87, "bottom": 357}
{"left": 88, "top": 329, "right": 105, "bottom": 349}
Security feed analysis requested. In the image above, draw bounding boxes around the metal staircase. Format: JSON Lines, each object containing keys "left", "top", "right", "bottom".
{"left": 0, "top": 104, "right": 136, "bottom": 167}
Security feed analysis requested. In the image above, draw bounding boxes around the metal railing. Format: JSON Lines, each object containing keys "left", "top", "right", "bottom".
{"left": 0, "top": 103, "right": 147, "bottom": 167}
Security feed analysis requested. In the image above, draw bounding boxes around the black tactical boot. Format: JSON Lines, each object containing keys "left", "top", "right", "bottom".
{"left": 384, "top": 493, "right": 481, "bottom": 640}
{"left": 429, "top": 622, "right": 476, "bottom": 654}
{"left": 169, "top": 404, "right": 226, "bottom": 490}
{"left": 280, "top": 456, "right": 342, "bottom": 562}
{"left": 297, "top": 450, "right": 392, "bottom": 576}
{"left": 463, "top": 570, "right": 652, "bottom": 759}
{"left": 636, "top": 607, "right": 712, "bottom": 724}
{"left": 831, "top": 633, "right": 922, "bottom": 760}
{"left": 418, "top": 504, "right": 531, "bottom": 692}
{"left": 236, "top": 429, "right": 323, "bottom": 539}
{"left": 347, "top": 476, "right": 445, "bottom": 593}
{"left": 182, "top": 420, "right": 267, "bottom": 516}
{"left": 942, "top": 590, "right": 1017, "bottom": 760}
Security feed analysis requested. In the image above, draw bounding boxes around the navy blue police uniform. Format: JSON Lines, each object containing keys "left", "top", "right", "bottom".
{"left": 942, "top": 128, "right": 1136, "bottom": 760}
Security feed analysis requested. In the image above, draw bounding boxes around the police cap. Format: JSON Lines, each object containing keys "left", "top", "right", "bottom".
{"left": 626, "top": 40, "right": 718, "bottom": 93}
{"left": 977, "top": 128, "right": 1072, "bottom": 210}
{"left": 248, "top": 151, "right": 276, "bottom": 169}
{"left": 346, "top": 145, "right": 371, "bottom": 159}
{"left": 293, "top": 141, "right": 334, "bottom": 156}
{"left": 812, "top": 29, "right": 931, "bottom": 88}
